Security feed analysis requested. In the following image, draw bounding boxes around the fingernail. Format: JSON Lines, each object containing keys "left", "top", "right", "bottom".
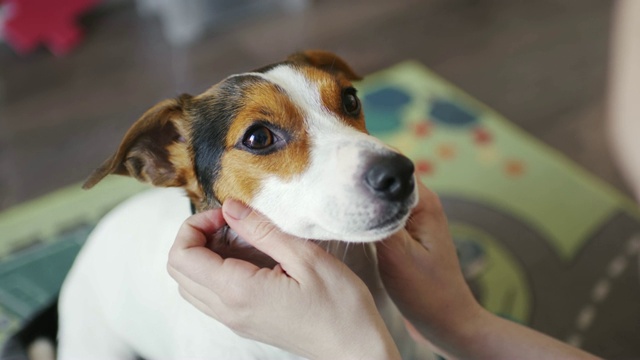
{"left": 223, "top": 199, "right": 251, "bottom": 220}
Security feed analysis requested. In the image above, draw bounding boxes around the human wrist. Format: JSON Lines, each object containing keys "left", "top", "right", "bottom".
{"left": 427, "top": 305, "right": 497, "bottom": 359}
{"left": 337, "top": 327, "right": 401, "bottom": 360}
{"left": 316, "top": 315, "right": 400, "bottom": 360}
{"left": 407, "top": 298, "right": 487, "bottom": 358}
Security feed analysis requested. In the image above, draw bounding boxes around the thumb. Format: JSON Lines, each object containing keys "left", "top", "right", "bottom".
{"left": 222, "top": 199, "right": 326, "bottom": 272}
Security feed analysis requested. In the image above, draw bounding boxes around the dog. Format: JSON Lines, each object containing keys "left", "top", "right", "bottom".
{"left": 57, "top": 51, "right": 434, "bottom": 359}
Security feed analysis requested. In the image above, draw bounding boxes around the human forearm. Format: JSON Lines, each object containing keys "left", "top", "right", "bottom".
{"left": 428, "top": 308, "right": 601, "bottom": 360}
{"left": 329, "top": 323, "right": 401, "bottom": 360}
{"left": 378, "top": 181, "right": 600, "bottom": 360}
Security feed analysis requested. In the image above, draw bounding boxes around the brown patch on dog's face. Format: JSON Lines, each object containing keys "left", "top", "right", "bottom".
{"left": 213, "top": 81, "right": 309, "bottom": 204}
{"left": 167, "top": 141, "right": 200, "bottom": 202}
{"left": 166, "top": 117, "right": 204, "bottom": 203}
{"left": 298, "top": 66, "right": 367, "bottom": 134}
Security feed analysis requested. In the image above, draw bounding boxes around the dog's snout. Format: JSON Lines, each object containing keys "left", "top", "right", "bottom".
{"left": 364, "top": 154, "right": 415, "bottom": 202}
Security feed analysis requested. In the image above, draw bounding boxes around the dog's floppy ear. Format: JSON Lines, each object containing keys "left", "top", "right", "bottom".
{"left": 288, "top": 50, "right": 362, "bottom": 81}
{"left": 83, "top": 94, "right": 193, "bottom": 189}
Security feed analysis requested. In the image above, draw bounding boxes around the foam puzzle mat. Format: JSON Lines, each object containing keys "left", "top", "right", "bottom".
{"left": 1, "top": 62, "right": 639, "bottom": 358}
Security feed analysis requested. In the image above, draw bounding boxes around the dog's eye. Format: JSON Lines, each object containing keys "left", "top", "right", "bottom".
{"left": 342, "top": 87, "right": 361, "bottom": 116}
{"left": 242, "top": 126, "right": 274, "bottom": 150}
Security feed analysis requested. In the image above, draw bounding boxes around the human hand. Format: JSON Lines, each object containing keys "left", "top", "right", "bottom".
{"left": 167, "top": 201, "right": 401, "bottom": 360}
{"left": 377, "top": 181, "right": 601, "bottom": 360}
{"left": 375, "top": 181, "right": 482, "bottom": 354}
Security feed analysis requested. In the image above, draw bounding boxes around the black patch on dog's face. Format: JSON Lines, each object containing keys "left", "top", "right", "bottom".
{"left": 189, "top": 75, "right": 267, "bottom": 206}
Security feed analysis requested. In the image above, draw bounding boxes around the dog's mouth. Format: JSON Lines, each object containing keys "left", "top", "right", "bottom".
{"left": 368, "top": 207, "right": 411, "bottom": 232}
{"left": 356, "top": 181, "right": 418, "bottom": 240}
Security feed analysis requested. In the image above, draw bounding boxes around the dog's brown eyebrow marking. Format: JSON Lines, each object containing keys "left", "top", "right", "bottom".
{"left": 298, "top": 66, "right": 367, "bottom": 133}
{"left": 213, "top": 75, "right": 309, "bottom": 205}
{"left": 258, "top": 107, "right": 273, "bottom": 117}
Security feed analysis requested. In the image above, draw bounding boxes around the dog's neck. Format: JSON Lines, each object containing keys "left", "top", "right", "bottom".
{"left": 209, "top": 220, "right": 381, "bottom": 290}
{"left": 316, "top": 241, "right": 382, "bottom": 292}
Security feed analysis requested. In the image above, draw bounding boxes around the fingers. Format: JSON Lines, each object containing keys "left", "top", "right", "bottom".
{"left": 168, "top": 209, "right": 225, "bottom": 280}
{"left": 173, "top": 208, "right": 227, "bottom": 249}
{"left": 169, "top": 208, "right": 227, "bottom": 268}
{"left": 410, "top": 181, "right": 447, "bottom": 228}
{"left": 178, "top": 287, "right": 217, "bottom": 318}
{"left": 376, "top": 180, "right": 451, "bottom": 269}
{"left": 172, "top": 270, "right": 220, "bottom": 319}
{"left": 376, "top": 229, "right": 416, "bottom": 271}
{"left": 222, "top": 200, "right": 329, "bottom": 276}
{"left": 170, "top": 263, "right": 254, "bottom": 333}
{"left": 168, "top": 209, "right": 261, "bottom": 293}
{"left": 403, "top": 181, "right": 450, "bottom": 249}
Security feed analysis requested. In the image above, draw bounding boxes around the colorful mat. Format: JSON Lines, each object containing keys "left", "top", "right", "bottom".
{"left": 1, "top": 62, "right": 639, "bottom": 358}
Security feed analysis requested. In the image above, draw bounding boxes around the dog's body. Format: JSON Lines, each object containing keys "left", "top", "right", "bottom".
{"left": 57, "top": 51, "right": 434, "bottom": 359}
{"left": 58, "top": 188, "right": 430, "bottom": 359}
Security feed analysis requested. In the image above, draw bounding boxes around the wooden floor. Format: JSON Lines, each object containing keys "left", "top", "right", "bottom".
{"left": 0, "top": 0, "right": 626, "bottom": 210}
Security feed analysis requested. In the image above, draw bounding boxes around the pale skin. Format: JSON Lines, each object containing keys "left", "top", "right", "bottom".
{"left": 608, "top": 0, "right": 640, "bottom": 201}
{"left": 167, "top": 181, "right": 600, "bottom": 360}
{"left": 166, "top": 199, "right": 400, "bottom": 360}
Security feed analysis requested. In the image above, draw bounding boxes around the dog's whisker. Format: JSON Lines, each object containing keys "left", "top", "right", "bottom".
{"left": 341, "top": 242, "right": 351, "bottom": 263}
{"left": 378, "top": 240, "right": 392, "bottom": 250}
{"left": 362, "top": 242, "right": 373, "bottom": 263}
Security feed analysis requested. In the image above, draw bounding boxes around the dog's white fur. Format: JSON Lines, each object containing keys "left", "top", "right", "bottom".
{"left": 58, "top": 64, "right": 434, "bottom": 359}
{"left": 249, "top": 67, "right": 416, "bottom": 242}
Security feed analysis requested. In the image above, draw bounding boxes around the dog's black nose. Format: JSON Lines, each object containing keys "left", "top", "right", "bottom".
{"left": 364, "top": 154, "right": 415, "bottom": 202}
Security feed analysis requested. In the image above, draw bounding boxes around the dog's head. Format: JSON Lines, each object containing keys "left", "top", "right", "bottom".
{"left": 84, "top": 51, "right": 417, "bottom": 242}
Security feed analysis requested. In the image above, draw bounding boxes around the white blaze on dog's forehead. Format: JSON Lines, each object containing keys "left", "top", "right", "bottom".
{"left": 260, "top": 65, "right": 352, "bottom": 133}
{"left": 224, "top": 68, "right": 343, "bottom": 131}
{"left": 261, "top": 65, "right": 396, "bottom": 153}
{"left": 261, "top": 66, "right": 324, "bottom": 113}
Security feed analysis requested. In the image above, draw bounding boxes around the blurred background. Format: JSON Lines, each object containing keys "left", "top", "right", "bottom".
{"left": 2, "top": 0, "right": 640, "bottom": 359}
{"left": 0, "top": 0, "right": 630, "bottom": 209}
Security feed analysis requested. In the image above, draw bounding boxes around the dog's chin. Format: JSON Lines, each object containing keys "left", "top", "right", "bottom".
{"left": 339, "top": 224, "right": 406, "bottom": 243}
{"left": 313, "top": 208, "right": 412, "bottom": 243}
{"left": 337, "top": 190, "right": 418, "bottom": 243}
{"left": 301, "top": 191, "right": 418, "bottom": 243}
{"left": 351, "top": 214, "right": 411, "bottom": 243}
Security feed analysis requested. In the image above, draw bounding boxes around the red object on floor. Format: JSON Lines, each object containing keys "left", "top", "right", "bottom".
{"left": 473, "top": 127, "right": 492, "bottom": 145}
{"left": 0, "top": 0, "right": 99, "bottom": 56}
{"left": 416, "top": 159, "right": 434, "bottom": 175}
